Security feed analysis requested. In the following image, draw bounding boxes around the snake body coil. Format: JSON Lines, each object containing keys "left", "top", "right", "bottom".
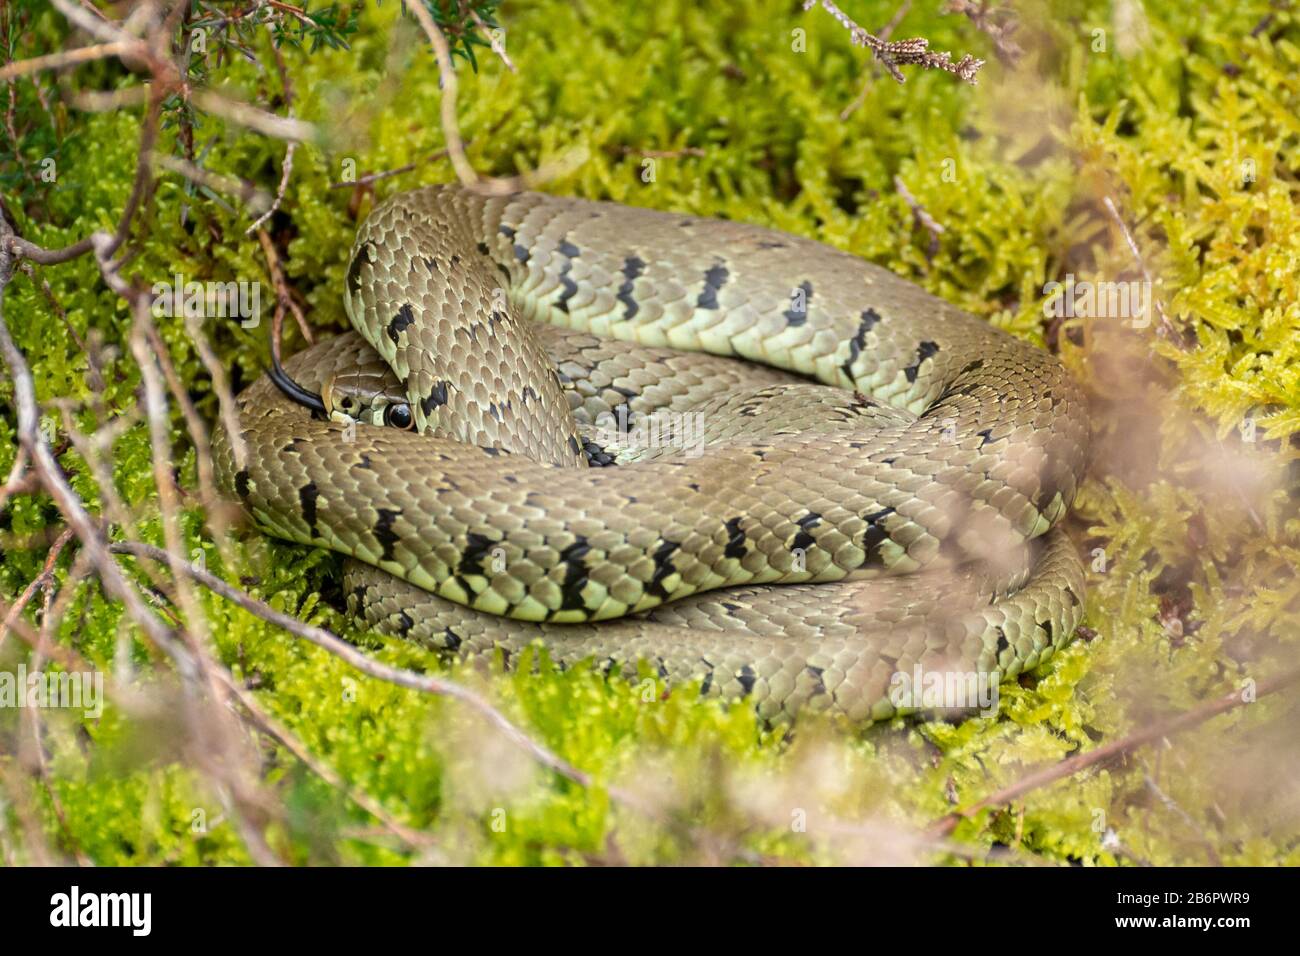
{"left": 215, "top": 185, "right": 1089, "bottom": 723}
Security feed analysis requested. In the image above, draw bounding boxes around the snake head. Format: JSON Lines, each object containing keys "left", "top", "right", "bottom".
{"left": 322, "top": 368, "right": 416, "bottom": 431}
{"left": 270, "top": 348, "right": 416, "bottom": 431}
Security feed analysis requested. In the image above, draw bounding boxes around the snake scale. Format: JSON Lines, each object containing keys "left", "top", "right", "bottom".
{"left": 214, "top": 185, "right": 1089, "bottom": 724}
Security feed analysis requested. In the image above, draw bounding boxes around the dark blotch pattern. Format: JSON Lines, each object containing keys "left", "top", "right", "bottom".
{"left": 554, "top": 238, "right": 580, "bottom": 313}
{"left": 387, "top": 303, "right": 415, "bottom": 344}
{"left": 723, "top": 517, "right": 747, "bottom": 560}
{"left": 736, "top": 665, "right": 757, "bottom": 697}
{"left": 298, "top": 482, "right": 319, "bottom": 538}
{"left": 1034, "top": 465, "right": 1067, "bottom": 520}
{"left": 696, "top": 263, "right": 729, "bottom": 310}
{"left": 458, "top": 531, "right": 496, "bottom": 578}
{"left": 842, "top": 308, "right": 882, "bottom": 382}
{"left": 556, "top": 268, "right": 579, "bottom": 313}
{"left": 374, "top": 508, "right": 402, "bottom": 563}
{"left": 618, "top": 256, "right": 646, "bottom": 320}
{"left": 860, "top": 506, "right": 895, "bottom": 567}
{"left": 346, "top": 241, "right": 374, "bottom": 297}
{"left": 792, "top": 512, "right": 821, "bottom": 552}
{"left": 419, "top": 381, "right": 450, "bottom": 417}
{"left": 557, "top": 537, "right": 593, "bottom": 611}
{"left": 784, "top": 280, "right": 814, "bottom": 327}
{"left": 904, "top": 340, "right": 940, "bottom": 383}
{"left": 646, "top": 539, "right": 681, "bottom": 599}
{"left": 700, "top": 657, "right": 715, "bottom": 695}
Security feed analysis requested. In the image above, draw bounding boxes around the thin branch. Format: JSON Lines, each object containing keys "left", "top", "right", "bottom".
{"left": 405, "top": 3, "right": 586, "bottom": 195}
{"left": 0, "top": 447, "right": 36, "bottom": 514}
{"left": 15, "top": 262, "right": 105, "bottom": 391}
{"left": 190, "top": 89, "right": 318, "bottom": 143}
{"left": 930, "top": 667, "right": 1300, "bottom": 837}
{"left": 245, "top": 29, "right": 297, "bottom": 234}
{"left": 840, "top": 0, "right": 912, "bottom": 119}
{"left": 5, "top": 88, "right": 161, "bottom": 267}
{"left": 325, "top": 144, "right": 456, "bottom": 190}
{"left": 213, "top": 667, "right": 436, "bottom": 851}
{"left": 943, "top": 1, "right": 1023, "bottom": 65}
{"left": 0, "top": 527, "right": 75, "bottom": 650}
{"left": 468, "top": 8, "right": 515, "bottom": 72}
{"left": 0, "top": 220, "right": 176, "bottom": 658}
{"left": 894, "top": 174, "right": 945, "bottom": 260}
{"left": 256, "top": 227, "right": 313, "bottom": 346}
{"left": 1, "top": 216, "right": 283, "bottom": 866}
{"left": 0, "top": 40, "right": 137, "bottom": 82}
{"left": 153, "top": 152, "right": 273, "bottom": 216}
{"left": 1100, "top": 195, "right": 1174, "bottom": 337}
{"left": 108, "top": 540, "right": 651, "bottom": 814}
{"left": 804, "top": 0, "right": 985, "bottom": 85}
{"left": 21, "top": 558, "right": 93, "bottom": 866}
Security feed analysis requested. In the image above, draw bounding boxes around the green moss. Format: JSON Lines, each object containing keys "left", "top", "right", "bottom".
{"left": 2, "top": 0, "right": 1297, "bottom": 864}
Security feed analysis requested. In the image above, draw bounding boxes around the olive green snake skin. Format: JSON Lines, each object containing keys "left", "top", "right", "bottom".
{"left": 214, "top": 185, "right": 1089, "bottom": 724}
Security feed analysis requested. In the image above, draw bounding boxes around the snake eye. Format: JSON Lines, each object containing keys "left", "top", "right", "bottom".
{"left": 384, "top": 403, "right": 414, "bottom": 430}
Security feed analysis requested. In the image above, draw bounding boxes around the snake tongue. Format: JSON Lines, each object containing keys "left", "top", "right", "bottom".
{"left": 268, "top": 359, "right": 327, "bottom": 416}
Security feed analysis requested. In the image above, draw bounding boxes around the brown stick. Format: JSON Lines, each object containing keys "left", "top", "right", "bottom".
{"left": 405, "top": 4, "right": 586, "bottom": 195}
{"left": 804, "top": 0, "right": 985, "bottom": 85}
{"left": 107, "top": 539, "right": 655, "bottom": 816}
{"left": 930, "top": 667, "right": 1300, "bottom": 836}
{"left": 0, "top": 527, "right": 75, "bottom": 650}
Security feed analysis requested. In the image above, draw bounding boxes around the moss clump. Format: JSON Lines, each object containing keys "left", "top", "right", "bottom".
{"left": 1, "top": 0, "right": 1297, "bottom": 865}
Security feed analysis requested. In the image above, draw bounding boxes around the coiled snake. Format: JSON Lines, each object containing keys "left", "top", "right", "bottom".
{"left": 215, "top": 185, "right": 1089, "bottom": 723}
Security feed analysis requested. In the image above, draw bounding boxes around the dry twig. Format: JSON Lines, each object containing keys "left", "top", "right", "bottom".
{"left": 944, "top": 0, "right": 1023, "bottom": 65}
{"left": 804, "top": 0, "right": 985, "bottom": 85}
{"left": 931, "top": 667, "right": 1300, "bottom": 836}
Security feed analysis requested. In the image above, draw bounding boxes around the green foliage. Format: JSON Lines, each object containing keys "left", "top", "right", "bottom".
{"left": 1, "top": 0, "right": 1297, "bottom": 865}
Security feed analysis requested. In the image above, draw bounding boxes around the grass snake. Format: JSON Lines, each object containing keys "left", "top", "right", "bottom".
{"left": 214, "top": 185, "right": 1089, "bottom": 724}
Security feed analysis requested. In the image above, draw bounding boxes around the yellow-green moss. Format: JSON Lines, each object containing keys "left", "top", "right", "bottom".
{"left": 1, "top": 0, "right": 1297, "bottom": 865}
